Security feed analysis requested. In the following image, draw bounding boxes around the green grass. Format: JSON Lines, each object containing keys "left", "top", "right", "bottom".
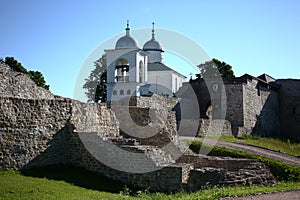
{"left": 1, "top": 170, "right": 300, "bottom": 200}
{"left": 21, "top": 165, "right": 127, "bottom": 193}
{"left": 202, "top": 135, "right": 300, "bottom": 156}
{"left": 1, "top": 144, "right": 300, "bottom": 200}
{"left": 0, "top": 170, "right": 124, "bottom": 200}
{"left": 137, "top": 182, "right": 300, "bottom": 200}
{"left": 189, "top": 140, "right": 300, "bottom": 182}
{"left": 239, "top": 136, "right": 300, "bottom": 157}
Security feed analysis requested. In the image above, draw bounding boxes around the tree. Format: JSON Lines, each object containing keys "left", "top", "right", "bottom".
{"left": 212, "top": 58, "right": 235, "bottom": 78}
{"left": 4, "top": 56, "right": 50, "bottom": 90}
{"left": 83, "top": 54, "right": 107, "bottom": 103}
{"left": 28, "top": 70, "right": 50, "bottom": 90}
{"left": 198, "top": 58, "right": 235, "bottom": 79}
{"left": 4, "top": 56, "right": 27, "bottom": 74}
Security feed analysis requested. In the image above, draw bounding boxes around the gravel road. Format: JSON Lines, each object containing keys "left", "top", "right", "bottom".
{"left": 180, "top": 136, "right": 300, "bottom": 167}
{"left": 180, "top": 136, "right": 300, "bottom": 199}
{"left": 219, "top": 189, "right": 300, "bottom": 200}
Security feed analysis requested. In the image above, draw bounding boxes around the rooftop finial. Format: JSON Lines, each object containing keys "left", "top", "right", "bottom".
{"left": 152, "top": 22, "right": 155, "bottom": 39}
{"left": 126, "top": 20, "right": 130, "bottom": 36}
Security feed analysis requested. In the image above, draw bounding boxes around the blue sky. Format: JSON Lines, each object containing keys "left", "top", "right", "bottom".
{"left": 1, "top": 0, "right": 299, "bottom": 99}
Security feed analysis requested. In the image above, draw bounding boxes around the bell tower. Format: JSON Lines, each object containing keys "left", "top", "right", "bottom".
{"left": 105, "top": 21, "right": 149, "bottom": 102}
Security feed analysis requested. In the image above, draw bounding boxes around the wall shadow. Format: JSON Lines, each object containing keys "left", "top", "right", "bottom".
{"left": 250, "top": 85, "right": 280, "bottom": 137}
{"left": 21, "top": 165, "right": 126, "bottom": 193}
{"left": 19, "top": 123, "right": 128, "bottom": 194}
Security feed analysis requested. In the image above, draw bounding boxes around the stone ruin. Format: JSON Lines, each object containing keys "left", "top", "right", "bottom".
{"left": 178, "top": 73, "right": 300, "bottom": 140}
{"left": 0, "top": 61, "right": 275, "bottom": 192}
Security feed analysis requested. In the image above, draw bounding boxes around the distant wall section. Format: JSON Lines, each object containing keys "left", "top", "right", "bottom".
{"left": 277, "top": 79, "right": 300, "bottom": 140}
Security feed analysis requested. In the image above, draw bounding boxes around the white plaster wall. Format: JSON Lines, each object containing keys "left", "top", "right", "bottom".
{"left": 148, "top": 71, "right": 172, "bottom": 94}
{"left": 171, "top": 73, "right": 185, "bottom": 93}
{"left": 148, "top": 71, "right": 185, "bottom": 95}
{"left": 135, "top": 53, "right": 148, "bottom": 83}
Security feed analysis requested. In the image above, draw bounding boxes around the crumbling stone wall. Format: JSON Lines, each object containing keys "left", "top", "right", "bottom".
{"left": 0, "top": 97, "right": 119, "bottom": 169}
{"left": 197, "top": 119, "right": 232, "bottom": 136}
{"left": 176, "top": 155, "right": 275, "bottom": 187}
{"left": 0, "top": 62, "right": 55, "bottom": 99}
{"left": 0, "top": 62, "right": 276, "bottom": 192}
{"left": 0, "top": 95, "right": 275, "bottom": 192}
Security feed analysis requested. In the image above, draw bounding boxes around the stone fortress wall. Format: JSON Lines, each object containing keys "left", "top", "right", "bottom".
{"left": 0, "top": 62, "right": 276, "bottom": 192}
{"left": 276, "top": 79, "right": 300, "bottom": 140}
{"left": 182, "top": 74, "right": 300, "bottom": 140}
{"left": 225, "top": 76, "right": 280, "bottom": 137}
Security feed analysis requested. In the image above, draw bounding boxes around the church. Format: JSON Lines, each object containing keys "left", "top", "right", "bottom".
{"left": 105, "top": 21, "right": 186, "bottom": 102}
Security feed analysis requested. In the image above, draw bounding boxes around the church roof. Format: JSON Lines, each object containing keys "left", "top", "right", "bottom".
{"left": 143, "top": 39, "right": 163, "bottom": 52}
{"left": 143, "top": 22, "right": 164, "bottom": 52}
{"left": 115, "top": 21, "right": 139, "bottom": 49}
{"left": 148, "top": 62, "right": 186, "bottom": 78}
{"left": 115, "top": 35, "right": 139, "bottom": 49}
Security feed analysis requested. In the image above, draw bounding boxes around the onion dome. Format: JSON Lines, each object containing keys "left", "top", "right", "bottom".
{"left": 115, "top": 20, "right": 139, "bottom": 49}
{"left": 143, "top": 22, "right": 164, "bottom": 52}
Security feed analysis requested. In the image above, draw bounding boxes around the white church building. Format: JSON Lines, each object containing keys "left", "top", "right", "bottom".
{"left": 105, "top": 21, "right": 186, "bottom": 102}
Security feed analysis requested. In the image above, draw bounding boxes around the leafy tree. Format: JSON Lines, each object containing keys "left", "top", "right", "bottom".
{"left": 212, "top": 58, "right": 235, "bottom": 78}
{"left": 4, "top": 56, "right": 27, "bottom": 74}
{"left": 4, "top": 56, "right": 50, "bottom": 90}
{"left": 198, "top": 58, "right": 235, "bottom": 79}
{"left": 83, "top": 54, "right": 107, "bottom": 103}
{"left": 28, "top": 70, "right": 50, "bottom": 90}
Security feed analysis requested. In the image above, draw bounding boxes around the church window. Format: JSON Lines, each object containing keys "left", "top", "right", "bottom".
{"left": 120, "top": 90, "right": 124, "bottom": 95}
{"left": 113, "top": 90, "right": 117, "bottom": 95}
{"left": 139, "top": 61, "right": 144, "bottom": 83}
{"left": 115, "top": 58, "right": 129, "bottom": 83}
{"left": 127, "top": 89, "right": 131, "bottom": 95}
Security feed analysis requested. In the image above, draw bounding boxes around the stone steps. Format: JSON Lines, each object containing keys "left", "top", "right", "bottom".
{"left": 119, "top": 145, "right": 176, "bottom": 167}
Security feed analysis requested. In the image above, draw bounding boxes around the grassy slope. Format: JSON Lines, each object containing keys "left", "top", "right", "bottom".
{"left": 206, "top": 135, "right": 300, "bottom": 156}
{"left": 1, "top": 170, "right": 300, "bottom": 200}
{"left": 1, "top": 138, "right": 300, "bottom": 200}
{"left": 0, "top": 171, "right": 122, "bottom": 200}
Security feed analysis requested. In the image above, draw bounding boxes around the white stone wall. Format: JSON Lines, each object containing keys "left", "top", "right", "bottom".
{"left": 148, "top": 70, "right": 172, "bottom": 94}
{"left": 148, "top": 70, "right": 185, "bottom": 95}
{"left": 172, "top": 73, "right": 185, "bottom": 93}
{"left": 105, "top": 49, "right": 148, "bottom": 101}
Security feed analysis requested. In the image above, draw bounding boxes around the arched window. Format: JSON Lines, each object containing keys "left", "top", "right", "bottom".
{"left": 120, "top": 90, "right": 124, "bottom": 95}
{"left": 115, "top": 58, "right": 129, "bottom": 83}
{"left": 113, "top": 90, "right": 117, "bottom": 95}
{"left": 139, "top": 61, "right": 143, "bottom": 83}
{"left": 127, "top": 89, "right": 131, "bottom": 95}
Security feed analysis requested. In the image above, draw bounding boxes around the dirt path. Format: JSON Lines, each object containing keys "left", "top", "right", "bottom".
{"left": 180, "top": 136, "right": 300, "bottom": 167}
{"left": 219, "top": 189, "right": 300, "bottom": 200}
